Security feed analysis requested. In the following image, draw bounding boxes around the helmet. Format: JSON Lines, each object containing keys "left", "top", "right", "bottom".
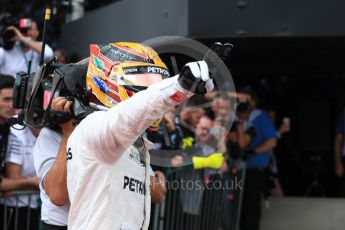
{"left": 86, "top": 42, "right": 170, "bottom": 108}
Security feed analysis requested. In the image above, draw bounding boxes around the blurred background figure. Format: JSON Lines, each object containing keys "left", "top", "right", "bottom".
{"left": 168, "top": 115, "right": 225, "bottom": 230}
{"left": 176, "top": 99, "right": 205, "bottom": 149}
{"left": 265, "top": 107, "right": 291, "bottom": 197}
{"left": 236, "top": 87, "right": 277, "bottom": 230}
{"left": 2, "top": 126, "right": 40, "bottom": 230}
{"left": 147, "top": 107, "right": 182, "bottom": 151}
{"left": 0, "top": 15, "right": 53, "bottom": 76}
{"left": 222, "top": 104, "right": 256, "bottom": 230}
{"left": 54, "top": 49, "right": 69, "bottom": 64}
{"left": 0, "top": 74, "right": 40, "bottom": 229}
{"left": 334, "top": 108, "right": 345, "bottom": 197}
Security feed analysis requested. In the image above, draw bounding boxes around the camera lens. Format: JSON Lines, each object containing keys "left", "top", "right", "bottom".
{"left": 237, "top": 102, "right": 251, "bottom": 114}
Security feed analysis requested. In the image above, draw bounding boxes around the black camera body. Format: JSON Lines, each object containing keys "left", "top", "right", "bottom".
{"left": 236, "top": 101, "right": 252, "bottom": 114}
{"left": 12, "top": 58, "right": 91, "bottom": 128}
{"left": 228, "top": 121, "right": 257, "bottom": 160}
{"left": 13, "top": 71, "right": 30, "bottom": 109}
{"left": 0, "top": 14, "right": 31, "bottom": 50}
{"left": 12, "top": 60, "right": 63, "bottom": 127}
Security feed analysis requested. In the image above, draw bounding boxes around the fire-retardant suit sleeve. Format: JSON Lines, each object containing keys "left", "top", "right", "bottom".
{"left": 71, "top": 75, "right": 194, "bottom": 163}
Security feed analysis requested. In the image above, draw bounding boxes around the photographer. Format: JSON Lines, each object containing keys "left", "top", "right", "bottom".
{"left": 236, "top": 88, "right": 277, "bottom": 230}
{"left": 0, "top": 16, "right": 53, "bottom": 76}
{"left": 211, "top": 93, "right": 234, "bottom": 126}
{"left": 221, "top": 99, "right": 256, "bottom": 230}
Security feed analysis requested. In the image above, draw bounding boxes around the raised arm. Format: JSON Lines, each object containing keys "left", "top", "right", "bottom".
{"left": 43, "top": 99, "right": 75, "bottom": 206}
{"left": 77, "top": 61, "right": 213, "bottom": 163}
{"left": 6, "top": 25, "right": 53, "bottom": 58}
{"left": 43, "top": 121, "right": 74, "bottom": 206}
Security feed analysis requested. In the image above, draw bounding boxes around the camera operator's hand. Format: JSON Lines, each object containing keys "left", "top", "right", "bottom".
{"left": 51, "top": 97, "right": 73, "bottom": 113}
{"left": 6, "top": 26, "right": 26, "bottom": 42}
{"left": 178, "top": 60, "right": 214, "bottom": 94}
{"left": 51, "top": 97, "right": 75, "bottom": 135}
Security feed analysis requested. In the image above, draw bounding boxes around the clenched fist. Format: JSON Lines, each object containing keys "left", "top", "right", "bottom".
{"left": 178, "top": 60, "right": 214, "bottom": 94}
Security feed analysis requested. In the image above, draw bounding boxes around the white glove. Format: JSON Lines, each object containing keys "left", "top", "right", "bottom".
{"left": 178, "top": 61, "right": 214, "bottom": 94}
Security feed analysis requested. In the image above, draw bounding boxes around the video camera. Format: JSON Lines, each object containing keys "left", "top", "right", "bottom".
{"left": 0, "top": 14, "right": 32, "bottom": 49}
{"left": 236, "top": 100, "right": 252, "bottom": 114}
{"left": 12, "top": 58, "right": 92, "bottom": 128}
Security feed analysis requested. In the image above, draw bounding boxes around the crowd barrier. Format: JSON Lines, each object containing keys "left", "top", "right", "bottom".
{"left": 151, "top": 161, "right": 246, "bottom": 230}
{"left": 0, "top": 190, "right": 40, "bottom": 230}
{"left": 0, "top": 162, "right": 246, "bottom": 230}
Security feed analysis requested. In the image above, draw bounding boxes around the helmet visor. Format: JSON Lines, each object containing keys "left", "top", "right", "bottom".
{"left": 117, "top": 65, "right": 170, "bottom": 86}
{"left": 117, "top": 73, "right": 164, "bottom": 88}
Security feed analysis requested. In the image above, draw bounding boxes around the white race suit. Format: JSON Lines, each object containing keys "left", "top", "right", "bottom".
{"left": 66, "top": 76, "right": 193, "bottom": 230}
